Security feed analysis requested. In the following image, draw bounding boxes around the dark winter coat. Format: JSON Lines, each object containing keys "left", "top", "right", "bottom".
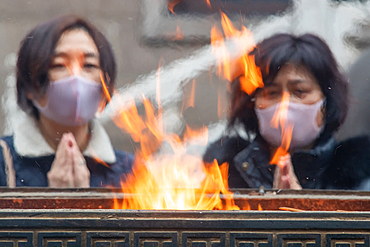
{"left": 0, "top": 135, "right": 134, "bottom": 187}
{"left": 203, "top": 134, "right": 370, "bottom": 190}
{"left": 0, "top": 116, "right": 134, "bottom": 188}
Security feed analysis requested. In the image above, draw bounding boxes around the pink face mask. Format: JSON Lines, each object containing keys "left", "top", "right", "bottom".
{"left": 33, "top": 75, "right": 102, "bottom": 126}
{"left": 254, "top": 99, "right": 325, "bottom": 150}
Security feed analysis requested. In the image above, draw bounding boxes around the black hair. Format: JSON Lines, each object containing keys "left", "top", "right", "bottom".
{"left": 229, "top": 33, "right": 348, "bottom": 140}
{"left": 16, "top": 14, "right": 116, "bottom": 118}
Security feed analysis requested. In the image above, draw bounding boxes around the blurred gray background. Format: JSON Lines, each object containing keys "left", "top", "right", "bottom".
{"left": 1, "top": 0, "right": 370, "bottom": 154}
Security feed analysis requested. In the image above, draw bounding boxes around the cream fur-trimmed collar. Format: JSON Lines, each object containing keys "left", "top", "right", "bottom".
{"left": 13, "top": 115, "right": 117, "bottom": 163}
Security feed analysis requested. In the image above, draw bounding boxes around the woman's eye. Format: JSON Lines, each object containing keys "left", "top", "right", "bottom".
{"left": 50, "top": 63, "right": 65, "bottom": 69}
{"left": 295, "top": 90, "right": 307, "bottom": 96}
{"left": 83, "top": 63, "right": 98, "bottom": 69}
{"left": 267, "top": 90, "right": 279, "bottom": 97}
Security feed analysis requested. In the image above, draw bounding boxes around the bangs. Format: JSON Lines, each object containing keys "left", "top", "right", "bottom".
{"left": 262, "top": 41, "right": 328, "bottom": 87}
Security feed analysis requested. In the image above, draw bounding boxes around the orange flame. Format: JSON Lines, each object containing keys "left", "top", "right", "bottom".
{"left": 270, "top": 92, "right": 294, "bottom": 166}
{"left": 211, "top": 12, "right": 263, "bottom": 95}
{"left": 211, "top": 25, "right": 231, "bottom": 81}
{"left": 175, "top": 26, "right": 184, "bottom": 40}
{"left": 116, "top": 159, "right": 238, "bottom": 210}
{"left": 243, "top": 201, "right": 251, "bottom": 210}
{"left": 239, "top": 55, "right": 264, "bottom": 95}
{"left": 89, "top": 148, "right": 109, "bottom": 168}
{"left": 167, "top": 26, "right": 184, "bottom": 41}
{"left": 167, "top": 0, "right": 182, "bottom": 14}
{"left": 100, "top": 72, "right": 111, "bottom": 102}
{"left": 183, "top": 125, "right": 209, "bottom": 146}
{"left": 110, "top": 91, "right": 238, "bottom": 210}
{"left": 221, "top": 12, "right": 239, "bottom": 38}
{"left": 108, "top": 12, "right": 269, "bottom": 211}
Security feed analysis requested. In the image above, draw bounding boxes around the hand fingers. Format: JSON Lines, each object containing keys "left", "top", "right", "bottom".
{"left": 54, "top": 134, "right": 72, "bottom": 163}
{"left": 274, "top": 154, "right": 302, "bottom": 190}
{"left": 281, "top": 154, "right": 292, "bottom": 175}
{"left": 272, "top": 164, "right": 281, "bottom": 189}
{"left": 71, "top": 141, "right": 90, "bottom": 188}
{"left": 48, "top": 133, "right": 74, "bottom": 187}
{"left": 280, "top": 173, "right": 292, "bottom": 189}
{"left": 49, "top": 133, "right": 90, "bottom": 188}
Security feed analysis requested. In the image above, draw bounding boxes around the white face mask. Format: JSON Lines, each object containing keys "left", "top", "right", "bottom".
{"left": 255, "top": 99, "right": 325, "bottom": 150}
{"left": 33, "top": 75, "right": 102, "bottom": 126}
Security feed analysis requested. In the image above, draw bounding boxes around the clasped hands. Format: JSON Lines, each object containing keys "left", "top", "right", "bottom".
{"left": 47, "top": 133, "right": 90, "bottom": 188}
{"left": 47, "top": 133, "right": 299, "bottom": 189}
{"left": 273, "top": 154, "right": 302, "bottom": 190}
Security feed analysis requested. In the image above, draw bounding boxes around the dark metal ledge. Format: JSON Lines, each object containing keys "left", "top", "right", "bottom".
{"left": 0, "top": 188, "right": 370, "bottom": 246}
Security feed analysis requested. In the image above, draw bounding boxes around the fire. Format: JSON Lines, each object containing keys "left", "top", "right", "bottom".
{"left": 239, "top": 55, "right": 264, "bottom": 95}
{"left": 167, "top": 0, "right": 183, "bottom": 14}
{"left": 183, "top": 125, "right": 209, "bottom": 146}
{"left": 166, "top": 26, "right": 184, "bottom": 41}
{"left": 110, "top": 57, "right": 238, "bottom": 209}
{"left": 243, "top": 201, "right": 251, "bottom": 210}
{"left": 100, "top": 72, "right": 111, "bottom": 102}
{"left": 206, "top": 0, "right": 211, "bottom": 7}
{"left": 111, "top": 94, "right": 238, "bottom": 210}
{"left": 211, "top": 12, "right": 263, "bottom": 95}
{"left": 270, "top": 92, "right": 293, "bottom": 166}
{"left": 211, "top": 25, "right": 231, "bottom": 81}
{"left": 117, "top": 158, "right": 237, "bottom": 210}
{"left": 175, "top": 26, "right": 184, "bottom": 40}
{"left": 107, "top": 12, "right": 270, "bottom": 210}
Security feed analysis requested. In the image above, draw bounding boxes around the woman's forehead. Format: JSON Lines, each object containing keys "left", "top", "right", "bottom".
{"left": 53, "top": 29, "right": 99, "bottom": 58}
{"left": 266, "top": 63, "right": 318, "bottom": 85}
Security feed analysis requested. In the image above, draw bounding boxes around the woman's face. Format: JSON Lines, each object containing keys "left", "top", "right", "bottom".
{"left": 32, "top": 29, "right": 102, "bottom": 107}
{"left": 48, "top": 28, "right": 101, "bottom": 83}
{"left": 255, "top": 63, "right": 325, "bottom": 127}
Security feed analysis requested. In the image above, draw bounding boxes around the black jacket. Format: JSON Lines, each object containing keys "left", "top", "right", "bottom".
{"left": 0, "top": 135, "right": 134, "bottom": 187}
{"left": 203, "top": 134, "right": 370, "bottom": 190}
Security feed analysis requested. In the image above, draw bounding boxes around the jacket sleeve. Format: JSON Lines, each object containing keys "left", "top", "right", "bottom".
{"left": 321, "top": 135, "right": 370, "bottom": 190}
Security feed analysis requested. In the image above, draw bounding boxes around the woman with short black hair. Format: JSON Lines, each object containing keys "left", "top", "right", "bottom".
{"left": 204, "top": 33, "right": 370, "bottom": 190}
{"left": 0, "top": 15, "right": 134, "bottom": 188}
{"left": 17, "top": 15, "right": 116, "bottom": 120}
